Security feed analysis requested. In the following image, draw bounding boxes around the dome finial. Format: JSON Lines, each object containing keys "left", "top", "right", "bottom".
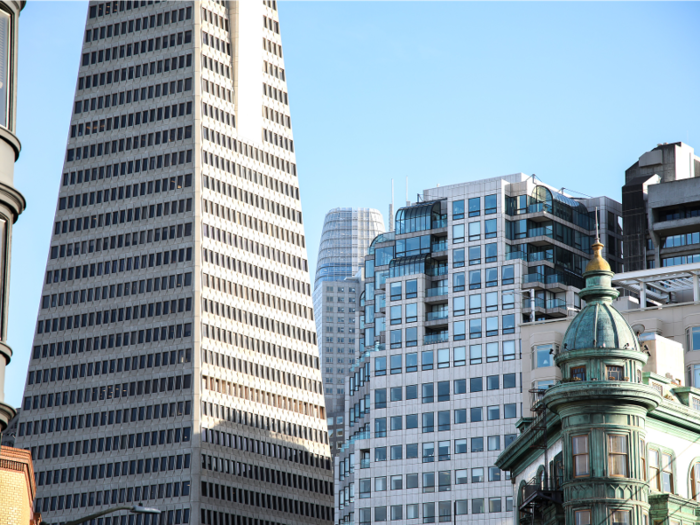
{"left": 585, "top": 207, "right": 611, "bottom": 273}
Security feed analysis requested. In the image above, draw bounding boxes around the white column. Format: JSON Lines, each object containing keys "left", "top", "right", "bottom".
{"left": 694, "top": 274, "right": 699, "bottom": 303}
{"left": 639, "top": 282, "right": 646, "bottom": 309}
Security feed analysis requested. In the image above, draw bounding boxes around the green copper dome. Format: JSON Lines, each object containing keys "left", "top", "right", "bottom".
{"left": 561, "top": 241, "right": 640, "bottom": 352}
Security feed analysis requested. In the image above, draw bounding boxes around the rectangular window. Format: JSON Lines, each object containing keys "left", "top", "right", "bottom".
{"left": 422, "top": 351, "right": 434, "bottom": 371}
{"left": 611, "top": 511, "right": 630, "bottom": 525}
{"left": 572, "top": 435, "right": 590, "bottom": 477}
{"left": 469, "top": 319, "right": 481, "bottom": 339}
{"left": 468, "top": 221, "right": 481, "bottom": 241}
{"left": 468, "top": 197, "right": 480, "bottom": 217}
{"left": 469, "top": 269, "right": 481, "bottom": 290}
{"left": 662, "top": 453, "right": 674, "bottom": 492}
{"left": 452, "top": 224, "right": 465, "bottom": 243}
{"left": 469, "top": 245, "right": 480, "bottom": 265}
{"left": 484, "top": 194, "right": 497, "bottom": 215}
{"left": 607, "top": 365, "right": 624, "bottom": 381}
{"left": 453, "top": 248, "right": 465, "bottom": 268}
{"left": 390, "top": 329, "right": 402, "bottom": 349}
{"left": 406, "top": 303, "right": 418, "bottom": 323}
{"left": 574, "top": 510, "right": 591, "bottom": 525}
{"left": 608, "top": 434, "right": 628, "bottom": 477}
{"left": 469, "top": 294, "right": 481, "bottom": 314}
{"left": 390, "top": 282, "right": 402, "bottom": 301}
{"left": 406, "top": 353, "right": 418, "bottom": 373}
{"left": 454, "top": 347, "right": 466, "bottom": 367}
{"left": 406, "top": 279, "right": 418, "bottom": 299}
{"left": 484, "top": 218, "right": 497, "bottom": 239}
{"left": 452, "top": 200, "right": 464, "bottom": 220}
{"left": 470, "top": 344, "right": 482, "bottom": 364}
{"left": 390, "top": 354, "right": 402, "bottom": 374}
{"left": 571, "top": 366, "right": 586, "bottom": 381}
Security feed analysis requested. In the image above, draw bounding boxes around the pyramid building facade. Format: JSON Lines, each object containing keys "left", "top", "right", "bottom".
{"left": 15, "top": 2, "right": 333, "bottom": 525}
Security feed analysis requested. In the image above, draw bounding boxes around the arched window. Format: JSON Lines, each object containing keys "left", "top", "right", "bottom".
{"left": 691, "top": 462, "right": 700, "bottom": 500}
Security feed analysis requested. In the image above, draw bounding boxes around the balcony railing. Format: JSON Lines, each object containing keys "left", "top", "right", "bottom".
{"left": 432, "top": 217, "right": 447, "bottom": 229}
{"left": 426, "top": 311, "right": 449, "bottom": 321}
{"left": 506, "top": 250, "right": 526, "bottom": 261}
{"left": 424, "top": 332, "right": 449, "bottom": 345}
{"left": 426, "top": 286, "right": 448, "bottom": 297}
{"left": 522, "top": 298, "right": 567, "bottom": 309}
{"left": 431, "top": 241, "right": 448, "bottom": 252}
{"left": 428, "top": 265, "right": 448, "bottom": 277}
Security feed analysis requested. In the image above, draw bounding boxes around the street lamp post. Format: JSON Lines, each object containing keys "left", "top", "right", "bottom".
{"left": 64, "top": 504, "right": 161, "bottom": 525}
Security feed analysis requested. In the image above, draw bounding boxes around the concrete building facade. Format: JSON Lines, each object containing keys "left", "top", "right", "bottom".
{"left": 14, "top": 2, "right": 333, "bottom": 525}
{"left": 312, "top": 208, "right": 384, "bottom": 453}
{"left": 334, "top": 174, "right": 621, "bottom": 525}
{"left": 622, "top": 142, "right": 700, "bottom": 272}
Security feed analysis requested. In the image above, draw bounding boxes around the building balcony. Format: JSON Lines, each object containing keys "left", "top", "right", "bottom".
{"left": 424, "top": 331, "right": 449, "bottom": 345}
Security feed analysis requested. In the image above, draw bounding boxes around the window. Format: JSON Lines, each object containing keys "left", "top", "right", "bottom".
{"left": 692, "top": 462, "right": 700, "bottom": 500}
{"left": 437, "top": 411, "right": 450, "bottom": 431}
{"left": 455, "top": 439, "right": 467, "bottom": 454}
{"left": 502, "top": 313, "right": 515, "bottom": 334}
{"left": 470, "top": 344, "right": 482, "bottom": 364}
{"left": 406, "top": 279, "right": 418, "bottom": 299}
{"left": 468, "top": 221, "right": 481, "bottom": 241}
{"left": 470, "top": 377, "right": 483, "bottom": 392}
{"left": 437, "top": 381, "right": 450, "bottom": 401}
{"left": 375, "top": 447, "right": 387, "bottom": 462}
{"left": 486, "top": 343, "right": 498, "bottom": 363}
{"left": 437, "top": 349, "right": 450, "bottom": 369}
{"left": 453, "top": 347, "right": 466, "bottom": 367}
{"left": 454, "top": 378, "right": 466, "bottom": 394}
{"left": 688, "top": 326, "right": 700, "bottom": 351}
{"left": 422, "top": 412, "right": 434, "bottom": 433}
{"left": 607, "top": 365, "right": 624, "bottom": 381}
{"left": 452, "top": 200, "right": 464, "bottom": 220}
{"left": 661, "top": 452, "right": 674, "bottom": 492}
{"left": 485, "top": 267, "right": 498, "bottom": 287}
{"left": 505, "top": 434, "right": 517, "bottom": 448}
{"left": 390, "top": 305, "right": 402, "bottom": 325}
{"left": 391, "top": 417, "right": 402, "bottom": 431}
{"left": 406, "top": 327, "right": 418, "bottom": 347}
{"left": 471, "top": 407, "right": 483, "bottom": 422}
{"left": 502, "top": 265, "right": 514, "bottom": 285}
{"left": 471, "top": 437, "right": 484, "bottom": 452}
{"left": 484, "top": 194, "right": 497, "bottom": 215}
{"left": 611, "top": 511, "right": 630, "bottom": 525}
{"left": 407, "top": 504, "right": 419, "bottom": 520}
{"left": 488, "top": 435, "right": 500, "bottom": 451}
{"left": 472, "top": 499, "right": 484, "bottom": 514}
{"left": 572, "top": 435, "right": 590, "bottom": 477}
{"left": 574, "top": 510, "right": 591, "bottom": 525}
{"left": 469, "top": 245, "right": 480, "bottom": 265}
{"left": 390, "top": 282, "right": 402, "bottom": 301}
{"left": 487, "top": 375, "right": 499, "bottom": 390}
{"left": 453, "top": 248, "right": 465, "bottom": 268}
{"left": 486, "top": 317, "right": 499, "bottom": 337}
{"left": 390, "top": 354, "right": 402, "bottom": 374}
{"left": 504, "top": 373, "right": 516, "bottom": 389}
{"left": 423, "top": 502, "right": 435, "bottom": 524}
{"left": 406, "top": 473, "right": 419, "bottom": 489}
{"left": 503, "top": 340, "right": 516, "bottom": 361}
{"left": 406, "top": 303, "right": 418, "bottom": 323}
{"left": 375, "top": 389, "right": 387, "bottom": 409}
{"left": 391, "top": 475, "right": 403, "bottom": 490}
{"left": 487, "top": 405, "right": 500, "bottom": 420}
{"left": 359, "top": 478, "right": 371, "bottom": 498}
{"left": 406, "top": 415, "right": 418, "bottom": 429}
{"left": 453, "top": 272, "right": 465, "bottom": 292}
{"left": 407, "top": 443, "right": 418, "bottom": 458}
{"left": 453, "top": 296, "right": 465, "bottom": 315}
{"left": 406, "top": 384, "right": 418, "bottom": 399}
{"left": 391, "top": 445, "right": 403, "bottom": 460}
{"left": 469, "top": 319, "right": 482, "bottom": 339}
{"left": 375, "top": 506, "right": 387, "bottom": 522}
{"left": 438, "top": 440, "right": 450, "bottom": 461}
{"left": 471, "top": 467, "right": 484, "bottom": 483}
{"left": 469, "top": 294, "right": 481, "bottom": 314}
{"left": 391, "top": 506, "right": 403, "bottom": 521}
{"left": 571, "top": 366, "right": 586, "bottom": 381}
{"left": 488, "top": 497, "right": 501, "bottom": 513}
{"left": 452, "top": 224, "right": 465, "bottom": 243}
{"left": 532, "top": 344, "right": 554, "bottom": 368}
{"left": 608, "top": 435, "right": 628, "bottom": 477}
{"left": 506, "top": 497, "right": 513, "bottom": 512}
{"left": 502, "top": 290, "right": 514, "bottom": 309}
{"left": 422, "top": 383, "right": 434, "bottom": 403}
{"left": 485, "top": 291, "right": 498, "bottom": 312}
{"left": 454, "top": 320, "right": 466, "bottom": 341}
{"left": 391, "top": 386, "right": 402, "bottom": 402}
{"left": 375, "top": 356, "right": 386, "bottom": 376}
{"left": 375, "top": 418, "right": 387, "bottom": 437}
{"left": 438, "top": 471, "right": 451, "bottom": 492}
{"left": 422, "top": 351, "right": 434, "bottom": 371}
{"left": 468, "top": 197, "right": 480, "bottom": 217}
{"left": 423, "top": 472, "right": 435, "bottom": 492}
{"left": 484, "top": 219, "right": 497, "bottom": 239}
{"left": 469, "top": 269, "right": 481, "bottom": 290}
{"left": 359, "top": 509, "right": 371, "bottom": 525}
{"left": 406, "top": 353, "right": 418, "bottom": 372}
{"left": 485, "top": 242, "right": 497, "bottom": 263}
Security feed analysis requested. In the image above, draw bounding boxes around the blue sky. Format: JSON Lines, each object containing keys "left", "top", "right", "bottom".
{"left": 5, "top": 2, "right": 700, "bottom": 407}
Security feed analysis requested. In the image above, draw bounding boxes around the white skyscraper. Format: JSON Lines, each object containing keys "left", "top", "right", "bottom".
{"left": 15, "top": 2, "right": 334, "bottom": 525}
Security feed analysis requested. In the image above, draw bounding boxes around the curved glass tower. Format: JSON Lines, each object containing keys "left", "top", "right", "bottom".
{"left": 314, "top": 208, "right": 385, "bottom": 288}
{"left": 313, "top": 208, "right": 383, "bottom": 452}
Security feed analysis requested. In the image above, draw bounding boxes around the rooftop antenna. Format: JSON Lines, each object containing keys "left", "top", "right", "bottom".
{"left": 388, "top": 179, "right": 394, "bottom": 232}
{"left": 595, "top": 206, "right": 600, "bottom": 242}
